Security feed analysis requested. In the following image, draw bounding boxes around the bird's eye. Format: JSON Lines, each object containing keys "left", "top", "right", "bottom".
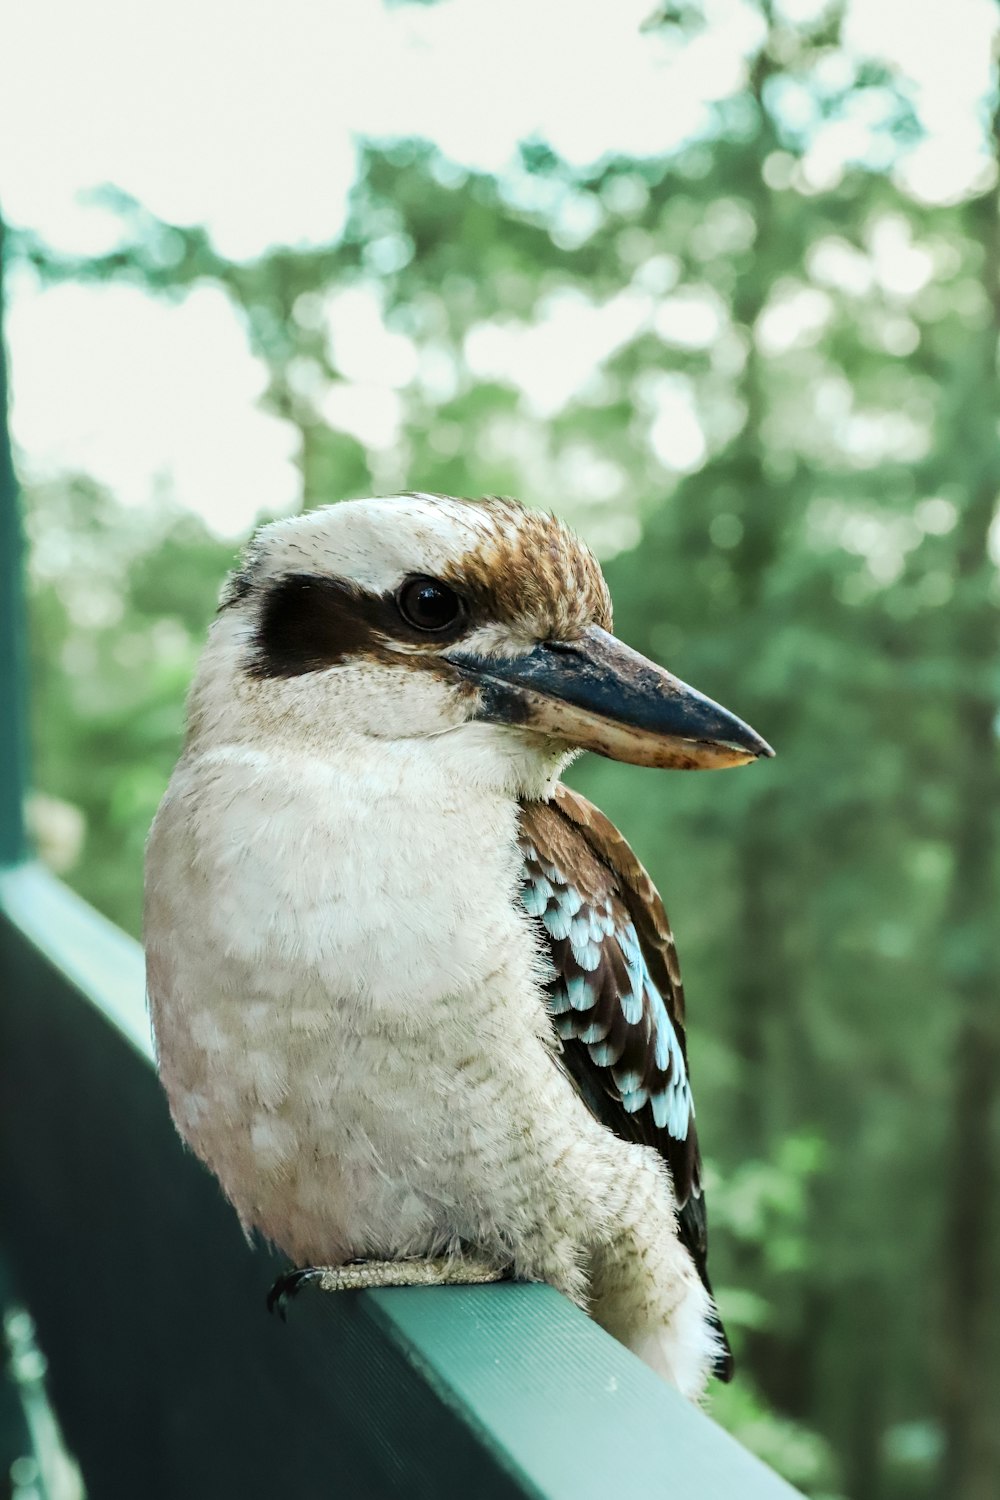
{"left": 397, "top": 575, "right": 465, "bottom": 633}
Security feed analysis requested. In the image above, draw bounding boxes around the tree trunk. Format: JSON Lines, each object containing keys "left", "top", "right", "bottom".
{"left": 938, "top": 45, "right": 1000, "bottom": 1499}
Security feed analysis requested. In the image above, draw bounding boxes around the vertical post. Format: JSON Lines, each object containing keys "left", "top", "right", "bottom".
{"left": 0, "top": 207, "right": 30, "bottom": 865}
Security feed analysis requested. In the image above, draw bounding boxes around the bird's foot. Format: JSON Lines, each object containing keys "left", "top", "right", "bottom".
{"left": 268, "top": 1256, "right": 508, "bottom": 1319}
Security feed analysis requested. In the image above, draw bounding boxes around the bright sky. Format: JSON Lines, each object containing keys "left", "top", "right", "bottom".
{"left": 1, "top": 0, "right": 996, "bottom": 536}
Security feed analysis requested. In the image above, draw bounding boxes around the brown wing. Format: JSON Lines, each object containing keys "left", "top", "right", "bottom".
{"left": 518, "top": 783, "right": 732, "bottom": 1380}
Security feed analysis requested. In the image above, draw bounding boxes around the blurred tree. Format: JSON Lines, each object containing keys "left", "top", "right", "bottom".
{"left": 931, "top": 73, "right": 1000, "bottom": 1500}
{"left": 24, "top": 477, "right": 239, "bottom": 932}
{"left": 9, "top": 2, "right": 1000, "bottom": 1496}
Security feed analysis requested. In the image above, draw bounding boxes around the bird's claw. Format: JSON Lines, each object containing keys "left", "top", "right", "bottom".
{"left": 267, "top": 1266, "right": 328, "bottom": 1320}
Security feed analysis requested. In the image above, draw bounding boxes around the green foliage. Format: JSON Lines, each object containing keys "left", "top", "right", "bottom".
{"left": 12, "top": 4, "right": 1000, "bottom": 1496}
{"left": 24, "top": 478, "right": 244, "bottom": 932}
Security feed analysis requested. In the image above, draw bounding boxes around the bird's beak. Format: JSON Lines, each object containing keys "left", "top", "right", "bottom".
{"left": 451, "top": 625, "right": 773, "bottom": 769}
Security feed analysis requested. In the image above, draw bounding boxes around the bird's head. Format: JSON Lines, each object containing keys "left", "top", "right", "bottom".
{"left": 190, "top": 493, "right": 772, "bottom": 793}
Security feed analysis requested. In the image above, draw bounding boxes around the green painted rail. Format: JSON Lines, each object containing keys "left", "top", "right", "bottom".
{"left": 0, "top": 207, "right": 803, "bottom": 1499}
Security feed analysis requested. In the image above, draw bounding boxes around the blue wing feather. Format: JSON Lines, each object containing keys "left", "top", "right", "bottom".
{"left": 517, "top": 785, "right": 734, "bottom": 1385}
{"left": 521, "top": 848, "right": 695, "bottom": 1145}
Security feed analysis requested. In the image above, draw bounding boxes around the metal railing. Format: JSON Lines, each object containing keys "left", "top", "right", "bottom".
{"left": 0, "top": 217, "right": 803, "bottom": 1500}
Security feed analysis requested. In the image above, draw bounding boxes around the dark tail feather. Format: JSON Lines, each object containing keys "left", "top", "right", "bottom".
{"left": 677, "top": 1202, "right": 735, "bottom": 1382}
{"left": 708, "top": 1303, "right": 735, "bottom": 1383}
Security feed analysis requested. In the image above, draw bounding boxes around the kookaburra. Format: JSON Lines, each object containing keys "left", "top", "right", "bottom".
{"left": 145, "top": 493, "right": 772, "bottom": 1400}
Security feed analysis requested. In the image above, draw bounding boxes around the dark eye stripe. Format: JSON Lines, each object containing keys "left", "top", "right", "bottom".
{"left": 249, "top": 573, "right": 472, "bottom": 678}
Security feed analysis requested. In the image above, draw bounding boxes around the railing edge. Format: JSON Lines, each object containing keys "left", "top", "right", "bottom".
{"left": 0, "top": 860, "right": 152, "bottom": 1061}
